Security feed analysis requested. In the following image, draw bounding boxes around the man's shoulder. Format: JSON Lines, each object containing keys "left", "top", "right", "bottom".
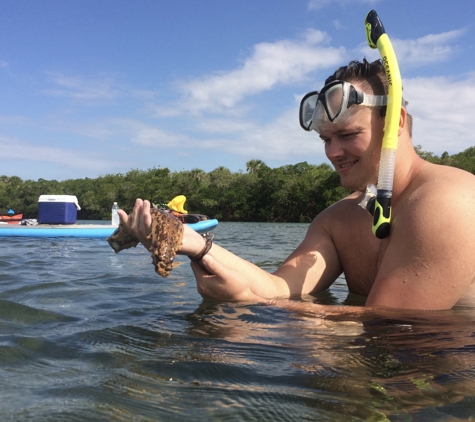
{"left": 398, "top": 162, "right": 475, "bottom": 234}
{"left": 414, "top": 162, "right": 475, "bottom": 200}
{"left": 418, "top": 161, "right": 475, "bottom": 184}
{"left": 318, "top": 191, "right": 365, "bottom": 218}
{"left": 311, "top": 191, "right": 371, "bottom": 235}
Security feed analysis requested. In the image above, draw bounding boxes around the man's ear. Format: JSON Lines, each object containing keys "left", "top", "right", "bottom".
{"left": 398, "top": 106, "right": 407, "bottom": 136}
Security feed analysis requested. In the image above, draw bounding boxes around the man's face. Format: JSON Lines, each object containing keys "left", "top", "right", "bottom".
{"left": 318, "top": 105, "right": 385, "bottom": 191}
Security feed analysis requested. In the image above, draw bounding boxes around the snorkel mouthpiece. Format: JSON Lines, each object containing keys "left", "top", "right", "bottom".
{"left": 361, "top": 10, "right": 403, "bottom": 239}
{"left": 372, "top": 190, "right": 391, "bottom": 238}
{"left": 359, "top": 183, "right": 390, "bottom": 238}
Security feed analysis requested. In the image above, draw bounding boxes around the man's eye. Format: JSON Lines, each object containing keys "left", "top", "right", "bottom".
{"left": 343, "top": 130, "right": 362, "bottom": 138}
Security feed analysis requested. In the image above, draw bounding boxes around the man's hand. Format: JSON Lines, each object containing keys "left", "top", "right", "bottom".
{"left": 190, "top": 254, "right": 267, "bottom": 302}
{"left": 117, "top": 198, "right": 153, "bottom": 250}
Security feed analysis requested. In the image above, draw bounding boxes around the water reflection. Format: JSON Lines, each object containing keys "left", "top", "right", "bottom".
{"left": 110, "top": 298, "right": 475, "bottom": 420}
{"left": 268, "top": 300, "right": 475, "bottom": 420}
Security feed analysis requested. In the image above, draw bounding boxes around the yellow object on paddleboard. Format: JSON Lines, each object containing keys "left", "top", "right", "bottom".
{"left": 167, "top": 195, "right": 188, "bottom": 214}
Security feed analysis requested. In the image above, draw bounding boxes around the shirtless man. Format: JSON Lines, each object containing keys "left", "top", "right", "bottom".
{"left": 119, "top": 59, "right": 475, "bottom": 311}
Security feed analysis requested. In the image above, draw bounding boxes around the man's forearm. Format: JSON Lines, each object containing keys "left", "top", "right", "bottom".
{"left": 208, "top": 243, "right": 291, "bottom": 298}
{"left": 181, "top": 225, "right": 292, "bottom": 300}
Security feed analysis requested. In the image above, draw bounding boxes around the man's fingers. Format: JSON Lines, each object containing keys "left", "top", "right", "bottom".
{"left": 190, "top": 260, "right": 211, "bottom": 278}
{"left": 141, "top": 200, "right": 152, "bottom": 229}
{"left": 117, "top": 198, "right": 151, "bottom": 237}
{"left": 190, "top": 259, "right": 218, "bottom": 299}
{"left": 143, "top": 200, "right": 151, "bottom": 212}
{"left": 200, "top": 254, "right": 220, "bottom": 276}
{"left": 117, "top": 209, "right": 128, "bottom": 224}
{"left": 132, "top": 198, "right": 143, "bottom": 218}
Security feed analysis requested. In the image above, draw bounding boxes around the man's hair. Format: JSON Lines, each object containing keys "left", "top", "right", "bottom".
{"left": 325, "top": 58, "right": 412, "bottom": 135}
{"left": 325, "top": 58, "right": 387, "bottom": 96}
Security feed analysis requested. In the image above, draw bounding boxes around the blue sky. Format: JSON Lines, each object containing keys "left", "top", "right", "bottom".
{"left": 1, "top": 0, "right": 475, "bottom": 181}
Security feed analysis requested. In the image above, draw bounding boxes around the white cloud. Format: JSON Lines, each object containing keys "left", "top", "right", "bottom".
{"left": 392, "top": 29, "right": 465, "bottom": 67}
{"left": 79, "top": 117, "right": 192, "bottom": 149}
{"left": 0, "top": 114, "right": 28, "bottom": 124}
{"left": 179, "top": 29, "right": 345, "bottom": 113}
{"left": 333, "top": 20, "right": 346, "bottom": 30}
{"left": 308, "top": 0, "right": 380, "bottom": 10}
{"left": 230, "top": 108, "right": 325, "bottom": 161}
{"left": 184, "top": 72, "right": 475, "bottom": 162}
{"left": 405, "top": 72, "right": 475, "bottom": 154}
{"left": 131, "top": 126, "right": 188, "bottom": 147}
{"left": 358, "top": 29, "right": 465, "bottom": 67}
{"left": 112, "top": 105, "right": 326, "bottom": 165}
{"left": 0, "top": 135, "right": 113, "bottom": 173}
{"left": 44, "top": 73, "right": 120, "bottom": 102}
{"left": 183, "top": 107, "right": 327, "bottom": 164}
{"left": 193, "top": 118, "right": 257, "bottom": 135}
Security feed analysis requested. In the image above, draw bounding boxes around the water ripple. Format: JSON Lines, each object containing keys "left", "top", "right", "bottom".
{"left": 0, "top": 223, "right": 474, "bottom": 420}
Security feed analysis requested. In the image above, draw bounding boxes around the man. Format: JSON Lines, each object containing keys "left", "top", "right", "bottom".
{"left": 119, "top": 59, "right": 475, "bottom": 311}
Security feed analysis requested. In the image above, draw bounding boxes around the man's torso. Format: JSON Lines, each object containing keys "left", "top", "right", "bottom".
{"left": 324, "top": 163, "right": 475, "bottom": 306}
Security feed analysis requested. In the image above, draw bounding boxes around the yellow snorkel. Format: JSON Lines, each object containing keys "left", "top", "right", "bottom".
{"left": 364, "top": 10, "right": 403, "bottom": 239}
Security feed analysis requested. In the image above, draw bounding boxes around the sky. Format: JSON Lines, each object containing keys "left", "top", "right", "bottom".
{"left": 1, "top": 0, "right": 475, "bottom": 181}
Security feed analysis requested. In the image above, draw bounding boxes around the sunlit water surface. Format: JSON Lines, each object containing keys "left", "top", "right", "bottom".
{"left": 1, "top": 222, "right": 475, "bottom": 421}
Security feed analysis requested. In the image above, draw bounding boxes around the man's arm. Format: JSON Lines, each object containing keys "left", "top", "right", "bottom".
{"left": 119, "top": 199, "right": 343, "bottom": 301}
{"left": 190, "top": 212, "right": 343, "bottom": 300}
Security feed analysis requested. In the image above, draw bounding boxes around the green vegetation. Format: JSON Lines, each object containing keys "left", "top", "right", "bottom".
{"left": 1, "top": 147, "right": 474, "bottom": 222}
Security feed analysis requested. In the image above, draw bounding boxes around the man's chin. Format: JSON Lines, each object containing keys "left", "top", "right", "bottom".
{"left": 339, "top": 176, "right": 366, "bottom": 192}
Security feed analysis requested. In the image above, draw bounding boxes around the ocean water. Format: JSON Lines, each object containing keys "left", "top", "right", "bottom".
{"left": 1, "top": 222, "right": 475, "bottom": 421}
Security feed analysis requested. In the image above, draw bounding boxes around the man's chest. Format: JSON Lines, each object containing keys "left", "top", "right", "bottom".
{"left": 332, "top": 222, "right": 387, "bottom": 296}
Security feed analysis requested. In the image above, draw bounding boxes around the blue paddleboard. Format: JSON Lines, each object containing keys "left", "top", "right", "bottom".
{"left": 0, "top": 219, "right": 218, "bottom": 239}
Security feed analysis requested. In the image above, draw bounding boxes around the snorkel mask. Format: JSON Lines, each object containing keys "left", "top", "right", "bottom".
{"left": 299, "top": 80, "right": 387, "bottom": 134}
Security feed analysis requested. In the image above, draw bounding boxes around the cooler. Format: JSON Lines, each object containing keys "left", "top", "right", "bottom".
{"left": 38, "top": 195, "right": 81, "bottom": 224}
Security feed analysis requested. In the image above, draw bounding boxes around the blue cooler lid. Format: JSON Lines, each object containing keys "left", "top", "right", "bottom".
{"left": 38, "top": 195, "right": 81, "bottom": 210}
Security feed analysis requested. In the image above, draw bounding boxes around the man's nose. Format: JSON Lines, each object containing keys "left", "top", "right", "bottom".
{"left": 325, "top": 139, "right": 344, "bottom": 160}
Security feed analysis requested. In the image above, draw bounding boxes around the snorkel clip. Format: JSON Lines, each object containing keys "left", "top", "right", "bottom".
{"left": 359, "top": 184, "right": 377, "bottom": 216}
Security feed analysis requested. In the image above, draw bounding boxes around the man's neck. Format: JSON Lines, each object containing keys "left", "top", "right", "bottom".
{"left": 391, "top": 136, "right": 425, "bottom": 202}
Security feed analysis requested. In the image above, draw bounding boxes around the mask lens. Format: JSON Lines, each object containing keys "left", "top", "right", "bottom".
{"left": 323, "top": 84, "right": 345, "bottom": 121}
{"left": 312, "top": 101, "right": 359, "bottom": 134}
{"left": 309, "top": 102, "right": 328, "bottom": 133}
{"left": 299, "top": 91, "right": 319, "bottom": 131}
